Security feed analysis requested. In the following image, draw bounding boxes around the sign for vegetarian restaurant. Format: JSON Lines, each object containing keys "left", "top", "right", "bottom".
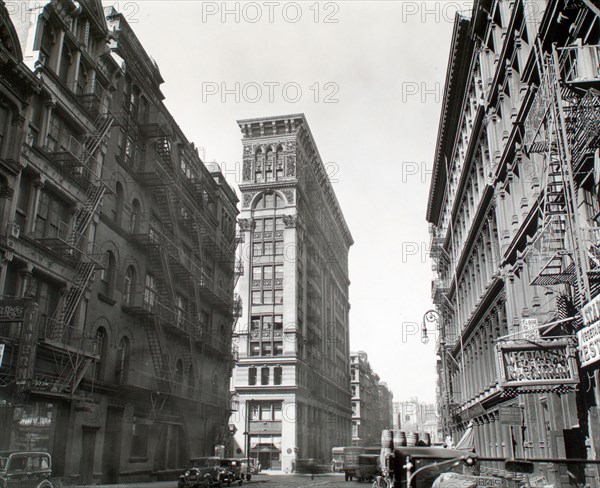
{"left": 578, "top": 294, "right": 600, "bottom": 368}
{"left": 496, "top": 339, "right": 579, "bottom": 390}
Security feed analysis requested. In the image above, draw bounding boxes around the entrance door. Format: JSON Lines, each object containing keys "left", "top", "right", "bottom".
{"left": 80, "top": 428, "right": 96, "bottom": 484}
{"left": 258, "top": 452, "right": 271, "bottom": 470}
{"left": 102, "top": 407, "right": 123, "bottom": 483}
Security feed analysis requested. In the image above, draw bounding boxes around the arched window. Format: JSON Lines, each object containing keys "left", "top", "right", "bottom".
{"left": 265, "top": 148, "right": 274, "bottom": 181}
{"left": 117, "top": 336, "right": 130, "bottom": 383}
{"left": 254, "top": 192, "right": 283, "bottom": 209}
{"left": 255, "top": 148, "right": 264, "bottom": 182}
{"left": 114, "top": 182, "right": 124, "bottom": 225}
{"left": 100, "top": 251, "right": 116, "bottom": 298}
{"left": 95, "top": 326, "right": 108, "bottom": 381}
{"left": 275, "top": 146, "right": 284, "bottom": 180}
{"left": 123, "top": 265, "right": 136, "bottom": 305}
{"left": 129, "top": 198, "right": 141, "bottom": 234}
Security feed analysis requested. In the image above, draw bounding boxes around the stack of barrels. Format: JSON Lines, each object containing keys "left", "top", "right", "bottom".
{"left": 381, "top": 430, "right": 432, "bottom": 449}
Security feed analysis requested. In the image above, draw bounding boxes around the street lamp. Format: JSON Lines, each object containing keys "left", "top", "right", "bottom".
{"left": 422, "top": 309, "right": 452, "bottom": 440}
{"left": 243, "top": 399, "right": 252, "bottom": 481}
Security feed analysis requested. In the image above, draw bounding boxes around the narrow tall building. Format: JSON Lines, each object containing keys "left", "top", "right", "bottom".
{"left": 230, "top": 114, "right": 353, "bottom": 471}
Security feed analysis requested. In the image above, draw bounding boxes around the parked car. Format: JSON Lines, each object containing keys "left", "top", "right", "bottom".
{"left": 178, "top": 457, "right": 223, "bottom": 488}
{"left": 0, "top": 451, "right": 53, "bottom": 488}
{"left": 217, "top": 459, "right": 243, "bottom": 486}
{"left": 238, "top": 458, "right": 259, "bottom": 480}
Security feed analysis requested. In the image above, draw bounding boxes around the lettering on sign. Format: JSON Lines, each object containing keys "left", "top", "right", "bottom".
{"left": 499, "top": 406, "right": 522, "bottom": 426}
{"left": 521, "top": 318, "right": 539, "bottom": 340}
{"left": 0, "top": 299, "right": 29, "bottom": 322}
{"left": 496, "top": 340, "right": 579, "bottom": 389}
{"left": 576, "top": 322, "right": 600, "bottom": 368}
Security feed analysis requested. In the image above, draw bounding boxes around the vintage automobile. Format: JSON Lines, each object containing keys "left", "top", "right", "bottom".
{"left": 238, "top": 458, "right": 260, "bottom": 480}
{"left": 386, "top": 447, "right": 479, "bottom": 488}
{"left": 178, "top": 457, "right": 224, "bottom": 488}
{"left": 0, "top": 451, "right": 53, "bottom": 488}
{"left": 217, "top": 459, "right": 243, "bottom": 486}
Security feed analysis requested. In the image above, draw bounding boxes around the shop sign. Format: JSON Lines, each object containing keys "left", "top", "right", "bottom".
{"left": 521, "top": 318, "right": 539, "bottom": 340}
{"left": 496, "top": 340, "right": 579, "bottom": 389}
{"left": 498, "top": 406, "right": 522, "bottom": 426}
{"left": 576, "top": 322, "right": 600, "bottom": 368}
{"left": 0, "top": 344, "right": 4, "bottom": 367}
{"left": 578, "top": 295, "right": 600, "bottom": 368}
{"left": 0, "top": 298, "right": 29, "bottom": 322}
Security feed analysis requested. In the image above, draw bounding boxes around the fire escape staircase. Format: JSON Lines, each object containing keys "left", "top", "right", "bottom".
{"left": 37, "top": 113, "right": 114, "bottom": 396}
{"left": 527, "top": 46, "right": 598, "bottom": 307}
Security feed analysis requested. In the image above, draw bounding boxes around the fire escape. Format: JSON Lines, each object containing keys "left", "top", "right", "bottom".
{"left": 125, "top": 112, "right": 242, "bottom": 410}
{"left": 525, "top": 41, "right": 600, "bottom": 314}
{"left": 34, "top": 112, "right": 115, "bottom": 397}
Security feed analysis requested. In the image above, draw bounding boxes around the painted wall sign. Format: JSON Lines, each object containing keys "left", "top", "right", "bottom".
{"left": 496, "top": 340, "right": 579, "bottom": 389}
{"left": 0, "top": 299, "right": 30, "bottom": 322}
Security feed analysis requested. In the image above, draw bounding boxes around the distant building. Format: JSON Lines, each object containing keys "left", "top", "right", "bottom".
{"left": 351, "top": 351, "right": 394, "bottom": 446}
{"left": 393, "top": 398, "right": 440, "bottom": 444}
{"left": 230, "top": 114, "right": 353, "bottom": 471}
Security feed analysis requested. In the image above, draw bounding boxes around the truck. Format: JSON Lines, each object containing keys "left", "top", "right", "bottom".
{"left": 332, "top": 446, "right": 380, "bottom": 481}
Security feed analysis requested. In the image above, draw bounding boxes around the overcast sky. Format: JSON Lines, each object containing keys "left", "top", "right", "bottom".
{"left": 122, "top": 0, "right": 472, "bottom": 404}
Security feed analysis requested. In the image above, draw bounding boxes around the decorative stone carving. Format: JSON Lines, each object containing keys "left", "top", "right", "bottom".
{"left": 242, "top": 192, "right": 257, "bottom": 208}
{"left": 242, "top": 158, "right": 252, "bottom": 181}
{"left": 286, "top": 155, "right": 296, "bottom": 177}
{"left": 282, "top": 214, "right": 298, "bottom": 228}
{"left": 281, "top": 189, "right": 294, "bottom": 204}
{"left": 238, "top": 218, "right": 253, "bottom": 231}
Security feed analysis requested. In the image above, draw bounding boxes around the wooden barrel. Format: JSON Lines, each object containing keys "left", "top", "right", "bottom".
{"left": 393, "top": 430, "right": 406, "bottom": 447}
{"left": 381, "top": 429, "right": 393, "bottom": 449}
{"left": 406, "top": 432, "right": 419, "bottom": 446}
{"left": 421, "top": 432, "right": 431, "bottom": 446}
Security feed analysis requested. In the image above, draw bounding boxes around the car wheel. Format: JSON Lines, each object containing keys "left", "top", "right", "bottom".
{"left": 246, "top": 474, "right": 252, "bottom": 481}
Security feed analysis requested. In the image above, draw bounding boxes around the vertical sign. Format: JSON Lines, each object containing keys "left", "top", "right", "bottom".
{"left": 0, "top": 344, "right": 4, "bottom": 367}
{"left": 521, "top": 318, "right": 540, "bottom": 340}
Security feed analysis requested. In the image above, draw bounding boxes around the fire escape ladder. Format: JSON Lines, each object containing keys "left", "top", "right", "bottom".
{"left": 73, "top": 184, "right": 106, "bottom": 236}
{"left": 158, "top": 244, "right": 177, "bottom": 303}
{"left": 50, "top": 260, "right": 96, "bottom": 336}
{"left": 526, "top": 46, "right": 593, "bottom": 302}
{"left": 144, "top": 316, "right": 172, "bottom": 393}
{"left": 81, "top": 113, "right": 114, "bottom": 158}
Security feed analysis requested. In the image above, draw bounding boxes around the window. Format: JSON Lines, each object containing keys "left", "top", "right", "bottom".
{"left": 0, "top": 106, "right": 9, "bottom": 157}
{"left": 248, "top": 367, "right": 257, "bottom": 385}
{"left": 129, "top": 199, "right": 141, "bottom": 233}
{"left": 274, "top": 343, "right": 283, "bottom": 356}
{"left": 275, "top": 217, "right": 284, "bottom": 231}
{"left": 250, "top": 343, "right": 260, "bottom": 356}
{"left": 263, "top": 290, "right": 273, "bottom": 304}
{"left": 260, "top": 367, "right": 269, "bottom": 385}
{"left": 113, "top": 182, "right": 124, "bottom": 224}
{"left": 253, "top": 243, "right": 262, "bottom": 256}
{"left": 252, "top": 267, "right": 262, "bottom": 280}
{"left": 123, "top": 266, "right": 136, "bottom": 305}
{"left": 264, "top": 242, "right": 273, "bottom": 255}
{"left": 117, "top": 336, "right": 130, "bottom": 383}
{"left": 35, "top": 189, "right": 69, "bottom": 239}
{"left": 274, "top": 289, "right": 283, "bottom": 304}
{"left": 264, "top": 266, "right": 273, "bottom": 280}
{"left": 252, "top": 291, "right": 261, "bottom": 304}
{"left": 274, "top": 366, "right": 282, "bottom": 385}
{"left": 275, "top": 265, "right": 283, "bottom": 279}
{"left": 100, "top": 251, "right": 116, "bottom": 298}
{"left": 275, "top": 241, "right": 284, "bottom": 255}
{"left": 144, "top": 273, "right": 157, "bottom": 308}
{"left": 130, "top": 420, "right": 149, "bottom": 458}
{"left": 264, "top": 218, "right": 274, "bottom": 232}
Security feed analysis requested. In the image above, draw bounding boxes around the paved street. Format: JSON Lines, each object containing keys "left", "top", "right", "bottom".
{"left": 69, "top": 473, "right": 370, "bottom": 488}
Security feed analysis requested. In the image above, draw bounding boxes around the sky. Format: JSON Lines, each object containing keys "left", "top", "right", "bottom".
{"left": 119, "top": 0, "right": 472, "bottom": 404}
